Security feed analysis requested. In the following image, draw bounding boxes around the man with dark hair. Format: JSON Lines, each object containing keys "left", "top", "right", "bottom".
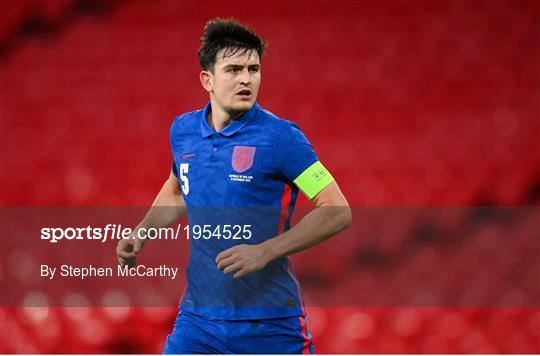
{"left": 117, "top": 18, "right": 351, "bottom": 354}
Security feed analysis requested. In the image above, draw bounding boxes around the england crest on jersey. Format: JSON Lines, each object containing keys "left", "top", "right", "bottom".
{"left": 232, "top": 146, "right": 256, "bottom": 173}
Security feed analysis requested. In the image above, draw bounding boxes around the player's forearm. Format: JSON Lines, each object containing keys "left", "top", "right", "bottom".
{"left": 262, "top": 205, "right": 351, "bottom": 260}
{"left": 135, "top": 177, "right": 186, "bottom": 231}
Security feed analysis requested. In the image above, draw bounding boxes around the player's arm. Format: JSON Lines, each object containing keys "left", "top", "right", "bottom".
{"left": 262, "top": 181, "right": 351, "bottom": 257}
{"left": 216, "top": 180, "right": 351, "bottom": 278}
{"left": 116, "top": 172, "right": 187, "bottom": 266}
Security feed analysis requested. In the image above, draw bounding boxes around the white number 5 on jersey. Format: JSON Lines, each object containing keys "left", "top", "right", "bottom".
{"left": 179, "top": 163, "right": 189, "bottom": 195}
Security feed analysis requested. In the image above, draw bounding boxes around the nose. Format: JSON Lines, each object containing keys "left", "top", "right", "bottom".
{"left": 239, "top": 68, "right": 251, "bottom": 85}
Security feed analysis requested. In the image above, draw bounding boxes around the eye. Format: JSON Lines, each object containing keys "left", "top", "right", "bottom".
{"left": 249, "top": 67, "right": 259, "bottom": 73}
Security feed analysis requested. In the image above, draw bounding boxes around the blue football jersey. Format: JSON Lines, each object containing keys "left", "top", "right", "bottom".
{"left": 170, "top": 101, "right": 332, "bottom": 320}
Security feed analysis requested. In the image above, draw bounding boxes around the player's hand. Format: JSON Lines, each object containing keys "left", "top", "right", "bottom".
{"left": 215, "top": 244, "right": 272, "bottom": 279}
{"left": 116, "top": 235, "right": 146, "bottom": 267}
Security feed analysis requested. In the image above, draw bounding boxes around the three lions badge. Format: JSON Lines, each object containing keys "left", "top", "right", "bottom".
{"left": 232, "top": 146, "right": 256, "bottom": 173}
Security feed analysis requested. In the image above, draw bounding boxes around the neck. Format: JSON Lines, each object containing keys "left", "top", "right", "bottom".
{"left": 207, "top": 98, "right": 244, "bottom": 132}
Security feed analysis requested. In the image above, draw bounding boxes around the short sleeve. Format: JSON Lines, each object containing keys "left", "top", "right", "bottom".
{"left": 277, "top": 123, "right": 334, "bottom": 199}
{"left": 170, "top": 117, "right": 179, "bottom": 178}
{"left": 171, "top": 162, "right": 178, "bottom": 178}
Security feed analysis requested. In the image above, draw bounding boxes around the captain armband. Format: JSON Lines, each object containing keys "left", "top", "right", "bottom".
{"left": 293, "top": 161, "right": 335, "bottom": 199}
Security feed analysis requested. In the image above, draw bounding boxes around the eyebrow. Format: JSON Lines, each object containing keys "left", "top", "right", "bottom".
{"left": 222, "top": 64, "right": 260, "bottom": 69}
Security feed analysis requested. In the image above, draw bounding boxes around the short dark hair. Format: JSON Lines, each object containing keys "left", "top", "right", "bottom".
{"left": 198, "top": 18, "right": 266, "bottom": 71}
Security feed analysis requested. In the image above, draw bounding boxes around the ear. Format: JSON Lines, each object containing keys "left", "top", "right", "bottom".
{"left": 199, "top": 70, "right": 213, "bottom": 93}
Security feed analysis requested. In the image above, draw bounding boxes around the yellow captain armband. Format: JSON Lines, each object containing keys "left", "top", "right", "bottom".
{"left": 293, "top": 161, "right": 335, "bottom": 199}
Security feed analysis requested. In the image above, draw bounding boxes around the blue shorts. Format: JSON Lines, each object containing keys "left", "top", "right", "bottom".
{"left": 163, "top": 312, "right": 315, "bottom": 354}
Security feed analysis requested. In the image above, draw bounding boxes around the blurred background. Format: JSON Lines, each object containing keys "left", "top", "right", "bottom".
{"left": 0, "top": 0, "right": 539, "bottom": 353}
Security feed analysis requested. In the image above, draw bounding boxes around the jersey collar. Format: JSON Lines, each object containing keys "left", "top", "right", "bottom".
{"left": 200, "top": 101, "right": 260, "bottom": 137}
